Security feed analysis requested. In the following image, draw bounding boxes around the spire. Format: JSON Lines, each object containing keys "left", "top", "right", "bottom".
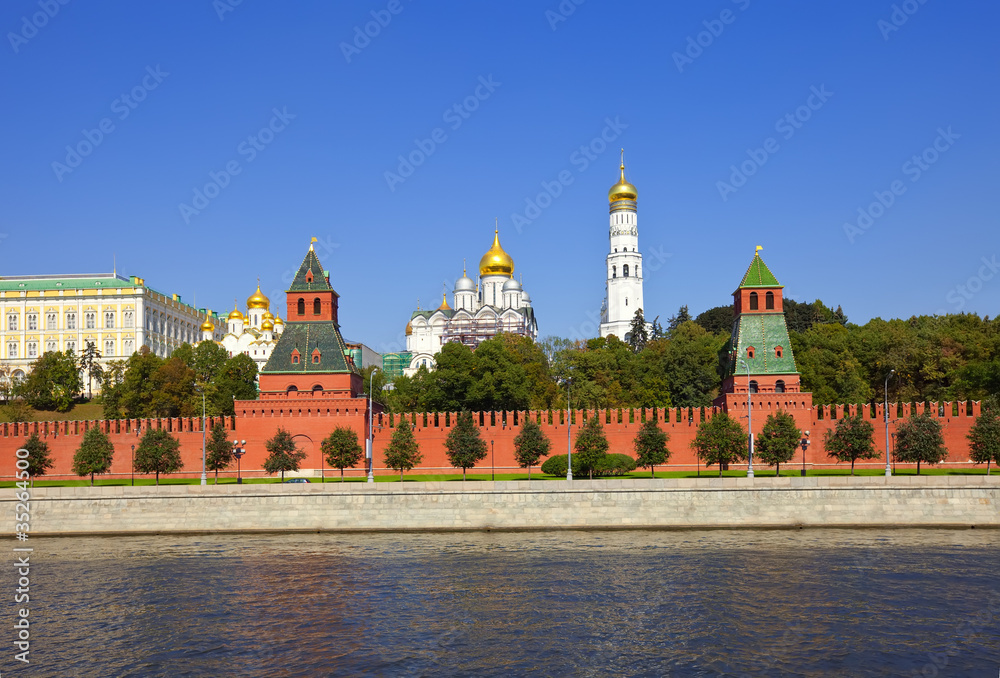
{"left": 309, "top": 236, "right": 317, "bottom": 252}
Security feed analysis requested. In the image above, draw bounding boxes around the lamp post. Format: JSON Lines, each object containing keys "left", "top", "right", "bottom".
{"left": 367, "top": 368, "right": 379, "bottom": 483}
{"left": 491, "top": 439, "right": 495, "bottom": 481}
{"left": 884, "top": 369, "right": 895, "bottom": 477}
{"left": 232, "top": 439, "right": 246, "bottom": 484}
{"left": 199, "top": 388, "right": 207, "bottom": 486}
{"left": 130, "top": 444, "right": 135, "bottom": 486}
{"left": 559, "top": 376, "right": 573, "bottom": 481}
{"left": 739, "top": 358, "right": 754, "bottom": 478}
{"left": 800, "top": 431, "right": 810, "bottom": 476}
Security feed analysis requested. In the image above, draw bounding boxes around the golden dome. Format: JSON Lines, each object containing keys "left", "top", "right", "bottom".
{"left": 608, "top": 161, "right": 637, "bottom": 203}
{"left": 405, "top": 320, "right": 413, "bottom": 336}
{"left": 261, "top": 319, "right": 274, "bottom": 331}
{"left": 246, "top": 284, "right": 270, "bottom": 310}
{"left": 478, "top": 228, "right": 514, "bottom": 278}
{"left": 200, "top": 318, "right": 215, "bottom": 332}
{"left": 274, "top": 316, "right": 284, "bottom": 326}
{"left": 227, "top": 306, "right": 244, "bottom": 321}
{"left": 262, "top": 310, "right": 275, "bottom": 321}
{"left": 437, "top": 293, "right": 451, "bottom": 311}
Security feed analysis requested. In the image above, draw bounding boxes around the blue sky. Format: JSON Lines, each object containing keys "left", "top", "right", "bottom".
{"left": 2, "top": 1, "right": 998, "bottom": 354}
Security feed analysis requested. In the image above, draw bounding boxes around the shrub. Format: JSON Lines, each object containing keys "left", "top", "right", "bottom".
{"left": 541, "top": 453, "right": 636, "bottom": 478}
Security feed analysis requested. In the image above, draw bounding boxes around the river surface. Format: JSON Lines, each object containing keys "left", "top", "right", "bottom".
{"left": 6, "top": 529, "right": 1000, "bottom": 676}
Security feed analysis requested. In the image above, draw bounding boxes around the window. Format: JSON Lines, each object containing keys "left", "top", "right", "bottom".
{"left": 292, "top": 354, "right": 300, "bottom": 364}
{"left": 749, "top": 380, "right": 759, "bottom": 394}
{"left": 85, "top": 312, "right": 95, "bottom": 329}
{"left": 46, "top": 340, "right": 57, "bottom": 352}
{"left": 612, "top": 265, "right": 616, "bottom": 278}
{"left": 46, "top": 313, "right": 56, "bottom": 330}
{"left": 27, "top": 314, "right": 37, "bottom": 331}
{"left": 287, "top": 385, "right": 298, "bottom": 394}
{"left": 123, "top": 310, "right": 134, "bottom": 328}
{"left": 312, "top": 384, "right": 323, "bottom": 394}
{"left": 775, "top": 346, "right": 783, "bottom": 358}
{"left": 749, "top": 292, "right": 758, "bottom": 310}
{"left": 775, "top": 380, "right": 786, "bottom": 393}
{"left": 623, "top": 264, "right": 629, "bottom": 277}
{"left": 66, "top": 341, "right": 76, "bottom": 355}
{"left": 123, "top": 339, "right": 133, "bottom": 355}
{"left": 747, "top": 346, "right": 755, "bottom": 359}
{"left": 104, "top": 340, "right": 114, "bottom": 357}
{"left": 297, "top": 298, "right": 305, "bottom": 315}
{"left": 67, "top": 313, "right": 76, "bottom": 330}
{"left": 313, "top": 298, "right": 321, "bottom": 315}
{"left": 625, "top": 298, "right": 628, "bottom": 306}
{"left": 765, "top": 291, "right": 774, "bottom": 310}
{"left": 7, "top": 315, "right": 17, "bottom": 331}
{"left": 26, "top": 342, "right": 37, "bottom": 359}
{"left": 7, "top": 343, "right": 17, "bottom": 359}
{"left": 105, "top": 311, "right": 115, "bottom": 329}
{"left": 311, "top": 349, "right": 321, "bottom": 364}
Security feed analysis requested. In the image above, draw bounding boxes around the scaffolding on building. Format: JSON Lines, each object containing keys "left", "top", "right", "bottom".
{"left": 440, "top": 314, "right": 532, "bottom": 349}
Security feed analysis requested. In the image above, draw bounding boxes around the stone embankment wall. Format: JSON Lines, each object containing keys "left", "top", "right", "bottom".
{"left": 7, "top": 476, "right": 998, "bottom": 536}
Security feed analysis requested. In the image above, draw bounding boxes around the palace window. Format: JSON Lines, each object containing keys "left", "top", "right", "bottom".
{"left": 775, "top": 380, "right": 786, "bottom": 393}
{"left": 749, "top": 380, "right": 759, "bottom": 394}
{"left": 46, "top": 341, "right": 56, "bottom": 352}
{"left": 7, "top": 315, "right": 17, "bottom": 331}
{"left": 66, "top": 341, "right": 76, "bottom": 354}
{"left": 765, "top": 291, "right": 774, "bottom": 310}
{"left": 123, "top": 339, "right": 133, "bottom": 354}
{"left": 105, "top": 340, "right": 115, "bottom": 357}
{"left": 27, "top": 314, "right": 37, "bottom": 331}
{"left": 749, "top": 292, "right": 758, "bottom": 310}
{"left": 46, "top": 313, "right": 56, "bottom": 330}
{"left": 297, "top": 298, "right": 305, "bottom": 315}
{"left": 6, "top": 343, "right": 17, "bottom": 359}
{"left": 85, "top": 312, "right": 95, "bottom": 329}
{"left": 313, "top": 298, "right": 321, "bottom": 315}
{"left": 105, "top": 311, "right": 115, "bottom": 329}
{"left": 67, "top": 313, "right": 76, "bottom": 330}
{"left": 775, "top": 346, "right": 783, "bottom": 358}
{"left": 123, "top": 310, "right": 134, "bottom": 328}
{"left": 27, "top": 342, "right": 37, "bottom": 359}
{"left": 747, "top": 346, "right": 755, "bottom": 359}
{"left": 623, "top": 264, "right": 629, "bottom": 277}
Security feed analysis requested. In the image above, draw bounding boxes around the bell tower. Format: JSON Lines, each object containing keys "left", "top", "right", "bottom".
{"left": 600, "top": 151, "right": 645, "bottom": 339}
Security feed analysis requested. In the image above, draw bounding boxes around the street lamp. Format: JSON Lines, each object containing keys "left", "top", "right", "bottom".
{"left": 491, "top": 439, "right": 495, "bottom": 481}
{"left": 198, "top": 388, "right": 207, "bottom": 486}
{"left": 739, "top": 358, "right": 754, "bottom": 478}
{"left": 232, "top": 439, "right": 246, "bottom": 484}
{"left": 130, "top": 444, "right": 135, "bottom": 486}
{"left": 884, "top": 369, "right": 895, "bottom": 477}
{"left": 800, "top": 430, "right": 810, "bottom": 476}
{"left": 367, "top": 368, "right": 379, "bottom": 483}
{"left": 559, "top": 376, "right": 573, "bottom": 480}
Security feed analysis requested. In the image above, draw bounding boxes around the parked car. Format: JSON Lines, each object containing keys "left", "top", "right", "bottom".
{"left": 283, "top": 478, "right": 310, "bottom": 483}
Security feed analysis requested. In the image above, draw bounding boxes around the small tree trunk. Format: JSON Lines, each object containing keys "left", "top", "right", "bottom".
{"left": 987, "top": 459, "right": 991, "bottom": 475}
{"left": 776, "top": 463, "right": 780, "bottom": 477}
{"left": 341, "top": 468, "right": 345, "bottom": 482}
{"left": 651, "top": 466, "right": 655, "bottom": 478}
{"left": 528, "top": 465, "right": 531, "bottom": 480}
{"left": 155, "top": 471, "right": 159, "bottom": 486}
{"left": 90, "top": 472, "right": 94, "bottom": 487}
{"left": 916, "top": 461, "right": 921, "bottom": 475}
{"left": 215, "top": 469, "right": 219, "bottom": 484}
{"left": 851, "top": 458, "right": 855, "bottom": 476}
{"left": 400, "top": 469, "right": 403, "bottom": 482}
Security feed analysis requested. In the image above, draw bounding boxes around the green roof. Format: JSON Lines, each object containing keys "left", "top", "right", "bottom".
{"left": 738, "top": 253, "right": 781, "bottom": 288}
{"left": 260, "top": 321, "right": 358, "bottom": 375}
{"left": 0, "top": 274, "right": 132, "bottom": 292}
{"left": 288, "top": 248, "right": 336, "bottom": 293}
{"left": 725, "top": 312, "right": 798, "bottom": 377}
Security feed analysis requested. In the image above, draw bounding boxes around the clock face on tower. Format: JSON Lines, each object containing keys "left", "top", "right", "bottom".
{"left": 610, "top": 226, "right": 637, "bottom": 237}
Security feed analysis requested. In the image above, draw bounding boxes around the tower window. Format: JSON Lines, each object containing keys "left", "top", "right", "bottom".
{"left": 626, "top": 298, "right": 628, "bottom": 306}
{"left": 749, "top": 292, "right": 758, "bottom": 310}
{"left": 612, "top": 265, "right": 616, "bottom": 278}
{"left": 297, "top": 298, "right": 305, "bottom": 315}
{"left": 747, "top": 346, "right": 755, "bottom": 359}
{"left": 749, "top": 380, "right": 759, "bottom": 394}
{"left": 775, "top": 346, "right": 783, "bottom": 358}
{"left": 775, "top": 380, "right": 786, "bottom": 393}
{"left": 623, "top": 264, "right": 629, "bottom": 277}
{"left": 766, "top": 291, "right": 774, "bottom": 310}
{"left": 313, "top": 298, "right": 321, "bottom": 315}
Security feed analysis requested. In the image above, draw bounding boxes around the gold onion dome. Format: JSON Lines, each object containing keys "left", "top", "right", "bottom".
{"left": 438, "top": 293, "right": 451, "bottom": 311}
{"left": 262, "top": 310, "right": 275, "bottom": 321}
{"left": 261, "top": 319, "right": 274, "bottom": 331}
{"left": 608, "top": 162, "right": 637, "bottom": 203}
{"left": 227, "top": 306, "right": 244, "bottom": 321}
{"left": 405, "top": 320, "right": 413, "bottom": 336}
{"left": 274, "top": 316, "right": 284, "bottom": 326}
{"left": 246, "top": 284, "right": 270, "bottom": 310}
{"left": 479, "top": 229, "right": 514, "bottom": 277}
{"left": 200, "top": 318, "right": 215, "bottom": 332}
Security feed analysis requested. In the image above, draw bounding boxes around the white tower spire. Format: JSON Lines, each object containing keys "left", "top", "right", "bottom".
{"left": 600, "top": 151, "right": 645, "bottom": 339}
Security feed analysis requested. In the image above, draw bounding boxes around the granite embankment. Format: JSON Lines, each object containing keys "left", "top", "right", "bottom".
{"left": 7, "top": 475, "right": 1000, "bottom": 536}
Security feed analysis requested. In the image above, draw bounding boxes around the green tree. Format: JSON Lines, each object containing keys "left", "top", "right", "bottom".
{"left": 666, "top": 305, "right": 691, "bottom": 337}
{"left": 100, "top": 360, "right": 128, "bottom": 419}
{"left": 968, "top": 408, "right": 1000, "bottom": 475}
{"left": 78, "top": 342, "right": 103, "bottom": 400}
{"left": 119, "top": 347, "right": 163, "bottom": 418}
{"left": 18, "top": 350, "right": 82, "bottom": 412}
{"left": 628, "top": 308, "right": 648, "bottom": 352}
{"left": 895, "top": 412, "right": 948, "bottom": 474}
{"left": 513, "top": 417, "right": 551, "bottom": 479}
{"left": 694, "top": 305, "right": 733, "bottom": 335}
{"left": 72, "top": 427, "right": 115, "bottom": 486}
{"left": 756, "top": 411, "right": 801, "bottom": 476}
{"left": 649, "top": 316, "right": 665, "bottom": 342}
{"left": 445, "top": 410, "right": 488, "bottom": 480}
{"left": 692, "top": 412, "right": 747, "bottom": 477}
{"left": 20, "top": 433, "right": 54, "bottom": 483}
{"left": 466, "top": 337, "right": 533, "bottom": 412}
{"left": 383, "top": 418, "right": 423, "bottom": 481}
{"left": 263, "top": 428, "right": 307, "bottom": 481}
{"left": 823, "top": 413, "right": 877, "bottom": 475}
{"left": 134, "top": 428, "right": 183, "bottom": 485}
{"left": 575, "top": 416, "right": 610, "bottom": 480}
{"left": 322, "top": 426, "right": 364, "bottom": 481}
{"left": 150, "top": 357, "right": 197, "bottom": 417}
{"left": 214, "top": 353, "right": 259, "bottom": 414}
{"left": 423, "top": 342, "right": 475, "bottom": 411}
{"left": 633, "top": 419, "right": 670, "bottom": 477}
{"left": 206, "top": 422, "right": 234, "bottom": 483}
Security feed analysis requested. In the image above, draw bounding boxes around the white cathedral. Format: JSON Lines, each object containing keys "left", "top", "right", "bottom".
{"left": 199, "top": 284, "right": 284, "bottom": 371}
{"left": 599, "top": 154, "right": 646, "bottom": 339}
{"left": 404, "top": 229, "right": 538, "bottom": 374}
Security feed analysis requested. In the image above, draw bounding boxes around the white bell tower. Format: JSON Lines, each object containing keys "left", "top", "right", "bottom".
{"left": 600, "top": 151, "right": 645, "bottom": 339}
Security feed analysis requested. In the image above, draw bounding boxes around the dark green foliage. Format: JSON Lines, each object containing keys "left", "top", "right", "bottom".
{"left": 263, "top": 428, "right": 307, "bottom": 481}
{"left": 540, "top": 453, "right": 636, "bottom": 477}
{"left": 78, "top": 342, "right": 103, "bottom": 399}
{"left": 694, "top": 305, "right": 734, "bottom": 335}
{"left": 322, "top": 426, "right": 364, "bottom": 481}
{"left": 383, "top": 419, "right": 423, "bottom": 481}
{"left": 21, "top": 433, "right": 54, "bottom": 480}
{"left": 18, "top": 350, "right": 82, "bottom": 412}
{"left": 824, "top": 413, "right": 877, "bottom": 475}
{"left": 968, "top": 408, "right": 1000, "bottom": 474}
{"left": 445, "top": 410, "right": 488, "bottom": 479}
{"left": 628, "top": 308, "right": 648, "bottom": 352}
{"left": 99, "top": 360, "right": 128, "bottom": 419}
{"left": 575, "top": 416, "right": 610, "bottom": 479}
{"left": 666, "top": 305, "right": 691, "bottom": 336}
{"left": 206, "top": 422, "right": 234, "bottom": 483}
{"left": 134, "top": 428, "right": 183, "bottom": 485}
{"left": 633, "top": 419, "right": 670, "bottom": 476}
{"left": 513, "top": 418, "right": 551, "bottom": 479}
{"left": 72, "top": 427, "right": 115, "bottom": 485}
{"left": 692, "top": 412, "right": 747, "bottom": 476}
{"left": 756, "top": 411, "right": 801, "bottom": 475}
{"left": 895, "top": 412, "right": 948, "bottom": 474}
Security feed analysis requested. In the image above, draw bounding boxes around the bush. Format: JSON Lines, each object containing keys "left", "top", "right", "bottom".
{"left": 541, "top": 453, "right": 636, "bottom": 477}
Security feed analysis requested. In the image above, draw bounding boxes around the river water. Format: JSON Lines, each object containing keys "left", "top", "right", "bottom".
{"left": 8, "top": 529, "right": 1000, "bottom": 676}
